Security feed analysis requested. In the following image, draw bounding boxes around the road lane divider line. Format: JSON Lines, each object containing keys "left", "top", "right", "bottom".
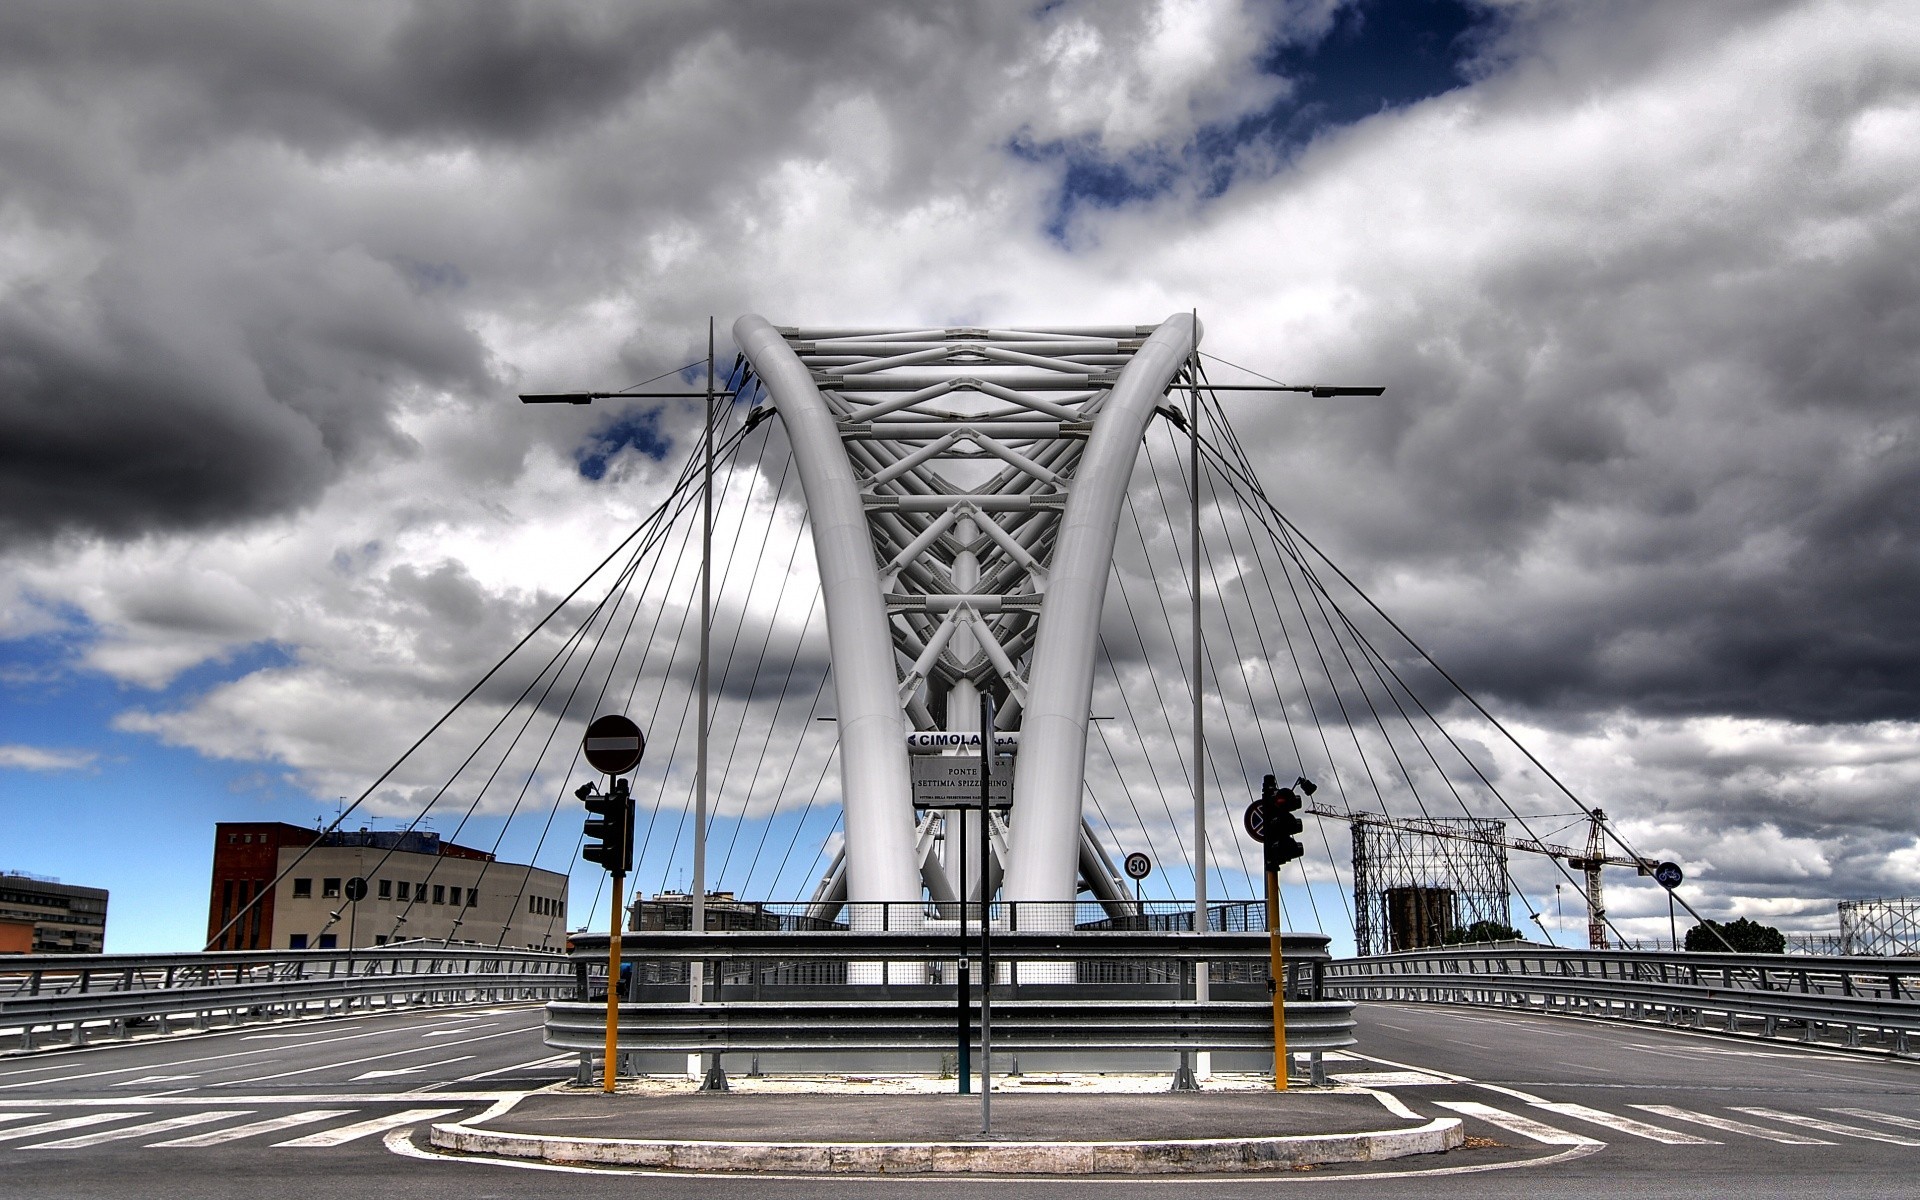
{"left": 0, "top": 1090, "right": 517, "bottom": 1107}
{"left": 153, "top": 1109, "right": 355, "bottom": 1147}
{"left": 1827, "top": 1107, "right": 1920, "bottom": 1133}
{"left": 275, "top": 1107, "right": 459, "bottom": 1147}
{"left": 1474, "top": 1083, "right": 1548, "bottom": 1105}
{"left": 0, "top": 1113, "right": 48, "bottom": 1126}
{"left": 1532, "top": 1102, "right": 1715, "bottom": 1145}
{"left": 25, "top": 1109, "right": 246, "bottom": 1149}
{"left": 0, "top": 1024, "right": 422, "bottom": 1090}
{"left": 0, "top": 1113, "right": 149, "bottom": 1143}
{"left": 1434, "top": 1100, "right": 1602, "bottom": 1146}
{"left": 1731, "top": 1107, "right": 1920, "bottom": 1147}
{"left": 453, "top": 1054, "right": 574, "bottom": 1083}
{"left": 1629, "top": 1104, "right": 1832, "bottom": 1144}
{"left": 212, "top": 1027, "right": 533, "bottom": 1087}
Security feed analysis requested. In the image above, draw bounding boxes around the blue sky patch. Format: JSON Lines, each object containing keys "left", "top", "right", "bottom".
{"left": 576, "top": 406, "right": 674, "bottom": 480}
{"left": 1024, "top": 0, "right": 1491, "bottom": 240}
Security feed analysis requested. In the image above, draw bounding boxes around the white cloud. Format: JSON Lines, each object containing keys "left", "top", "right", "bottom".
{"left": 0, "top": 744, "right": 98, "bottom": 772}
{"left": 4, "top": 1, "right": 1920, "bottom": 928}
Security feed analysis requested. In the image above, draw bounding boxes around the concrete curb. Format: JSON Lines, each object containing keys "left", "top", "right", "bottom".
{"left": 428, "top": 1115, "right": 1464, "bottom": 1175}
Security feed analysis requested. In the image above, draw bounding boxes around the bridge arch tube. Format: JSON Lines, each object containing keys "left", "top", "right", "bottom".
{"left": 1003, "top": 313, "right": 1200, "bottom": 910}
{"left": 735, "top": 315, "right": 922, "bottom": 912}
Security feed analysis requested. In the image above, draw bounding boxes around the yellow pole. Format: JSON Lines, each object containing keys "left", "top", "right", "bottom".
{"left": 604, "top": 870, "right": 623, "bottom": 1093}
{"left": 1268, "top": 865, "right": 1287, "bottom": 1091}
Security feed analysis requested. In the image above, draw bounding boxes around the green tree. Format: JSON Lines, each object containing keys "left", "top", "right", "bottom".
{"left": 1684, "top": 917, "right": 1786, "bottom": 953}
{"left": 1444, "top": 919, "right": 1523, "bottom": 945}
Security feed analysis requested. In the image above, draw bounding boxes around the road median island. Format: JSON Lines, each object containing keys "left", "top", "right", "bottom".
{"left": 428, "top": 1080, "right": 1464, "bottom": 1175}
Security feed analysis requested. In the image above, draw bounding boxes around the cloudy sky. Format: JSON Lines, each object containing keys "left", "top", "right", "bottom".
{"left": 3, "top": 0, "right": 1918, "bottom": 954}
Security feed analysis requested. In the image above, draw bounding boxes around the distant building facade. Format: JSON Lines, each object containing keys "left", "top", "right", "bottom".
{"left": 0, "top": 872, "right": 110, "bottom": 953}
{"left": 207, "top": 823, "right": 569, "bottom": 952}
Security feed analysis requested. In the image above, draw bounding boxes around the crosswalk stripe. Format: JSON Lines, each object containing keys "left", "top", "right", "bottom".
{"left": 1533, "top": 1101, "right": 1717, "bottom": 1144}
{"left": 1433, "top": 1100, "right": 1602, "bottom": 1145}
{"left": 1826, "top": 1107, "right": 1920, "bottom": 1133}
{"left": 1731, "top": 1107, "right": 1920, "bottom": 1147}
{"left": 0, "top": 1113, "right": 147, "bottom": 1144}
{"left": 1630, "top": 1104, "right": 1833, "bottom": 1144}
{"left": 26, "top": 1110, "right": 246, "bottom": 1149}
{"left": 273, "top": 1107, "right": 459, "bottom": 1147}
{"left": 152, "top": 1109, "right": 355, "bottom": 1147}
{"left": 0, "top": 1114, "right": 47, "bottom": 1127}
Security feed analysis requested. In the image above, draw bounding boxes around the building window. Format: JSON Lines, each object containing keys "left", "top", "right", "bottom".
{"left": 466, "top": 888, "right": 478, "bottom": 908}
{"left": 317, "top": 934, "right": 337, "bottom": 949}
{"left": 375, "top": 935, "right": 388, "bottom": 946}
{"left": 227, "top": 834, "right": 237, "bottom": 845}
{"left": 292, "top": 878, "right": 312, "bottom": 898}
{"left": 433, "top": 885, "right": 445, "bottom": 905}
{"left": 378, "top": 878, "right": 391, "bottom": 899}
{"left": 322, "top": 878, "right": 341, "bottom": 898}
{"left": 289, "top": 933, "right": 308, "bottom": 950}
{"left": 396, "top": 881, "right": 410, "bottom": 901}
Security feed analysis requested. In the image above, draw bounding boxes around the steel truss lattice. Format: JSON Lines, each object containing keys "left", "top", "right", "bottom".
{"left": 1350, "top": 815, "right": 1510, "bottom": 956}
{"left": 737, "top": 315, "right": 1197, "bottom": 917}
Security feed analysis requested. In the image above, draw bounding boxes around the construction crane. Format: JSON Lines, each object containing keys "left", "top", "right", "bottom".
{"left": 1308, "top": 803, "right": 1655, "bottom": 950}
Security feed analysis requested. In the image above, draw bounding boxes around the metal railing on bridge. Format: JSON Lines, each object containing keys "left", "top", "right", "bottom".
{"left": 548, "top": 901, "right": 1356, "bottom": 1067}
{"left": 0, "top": 943, "right": 573, "bottom": 1052}
{"left": 1326, "top": 944, "right": 1920, "bottom": 1056}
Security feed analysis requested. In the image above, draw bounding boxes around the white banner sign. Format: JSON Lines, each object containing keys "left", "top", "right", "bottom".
{"left": 905, "top": 730, "right": 1020, "bottom": 754}
{"left": 911, "top": 755, "right": 1012, "bottom": 805}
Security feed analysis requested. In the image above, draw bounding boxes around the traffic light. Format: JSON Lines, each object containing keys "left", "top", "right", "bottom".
{"left": 580, "top": 778, "right": 634, "bottom": 874}
{"left": 1263, "top": 774, "right": 1305, "bottom": 870}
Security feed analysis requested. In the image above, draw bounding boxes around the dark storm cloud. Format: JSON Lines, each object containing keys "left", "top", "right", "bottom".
{"left": 1228, "top": 6, "right": 1920, "bottom": 730}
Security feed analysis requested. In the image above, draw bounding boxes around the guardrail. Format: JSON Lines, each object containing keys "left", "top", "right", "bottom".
{"left": 548, "top": 926, "right": 1355, "bottom": 1079}
{"left": 0, "top": 944, "right": 573, "bottom": 1052}
{"left": 1326, "top": 945, "right": 1920, "bottom": 1055}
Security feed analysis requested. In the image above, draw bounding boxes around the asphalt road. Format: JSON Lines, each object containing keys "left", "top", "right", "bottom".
{"left": 0, "top": 1000, "right": 1914, "bottom": 1198}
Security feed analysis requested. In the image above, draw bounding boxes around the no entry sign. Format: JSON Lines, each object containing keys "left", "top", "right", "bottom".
{"left": 582, "top": 714, "right": 646, "bottom": 775}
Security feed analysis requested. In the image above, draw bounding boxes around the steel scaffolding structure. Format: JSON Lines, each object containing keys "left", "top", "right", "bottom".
{"left": 1839, "top": 896, "right": 1920, "bottom": 956}
{"left": 1350, "top": 815, "right": 1509, "bottom": 956}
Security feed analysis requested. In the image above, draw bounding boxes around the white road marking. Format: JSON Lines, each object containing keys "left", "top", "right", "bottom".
{"left": 454, "top": 1054, "right": 574, "bottom": 1082}
{"left": 1330, "top": 1070, "right": 1453, "bottom": 1087}
{"left": 25, "top": 1110, "right": 245, "bottom": 1149}
{"left": 0, "top": 1022, "right": 433, "bottom": 1090}
{"left": 354, "top": 1056, "right": 473, "bottom": 1082}
{"left": 152, "top": 1109, "right": 354, "bottom": 1147}
{"left": 1533, "top": 1101, "right": 1716, "bottom": 1144}
{"left": 1476, "top": 1083, "right": 1549, "bottom": 1104}
{"left": 0, "top": 1091, "right": 510, "bottom": 1106}
{"left": 424, "top": 1024, "right": 498, "bottom": 1037}
{"left": 1827, "top": 1107, "right": 1920, "bottom": 1133}
{"left": 112, "top": 1074, "right": 201, "bottom": 1087}
{"left": 214, "top": 1027, "right": 531, "bottom": 1087}
{"left": 1362, "top": 1089, "right": 1425, "bottom": 1121}
{"left": 1434, "top": 1100, "right": 1602, "bottom": 1146}
{"left": 1630, "top": 1104, "right": 1833, "bottom": 1144}
{"left": 1731, "top": 1107, "right": 1920, "bottom": 1147}
{"left": 0, "top": 1113, "right": 47, "bottom": 1126}
{"left": 0, "top": 1113, "right": 149, "bottom": 1143}
{"left": 275, "top": 1107, "right": 458, "bottom": 1147}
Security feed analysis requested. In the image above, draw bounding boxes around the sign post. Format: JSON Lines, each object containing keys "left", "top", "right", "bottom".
{"left": 581, "top": 714, "right": 646, "bottom": 1095}
{"left": 1654, "top": 861, "right": 1684, "bottom": 948}
{"left": 912, "top": 704, "right": 1014, "bottom": 1131}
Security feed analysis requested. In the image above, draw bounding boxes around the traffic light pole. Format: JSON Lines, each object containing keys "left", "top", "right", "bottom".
{"left": 1267, "top": 859, "right": 1287, "bottom": 1091}
{"left": 604, "top": 865, "right": 623, "bottom": 1094}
